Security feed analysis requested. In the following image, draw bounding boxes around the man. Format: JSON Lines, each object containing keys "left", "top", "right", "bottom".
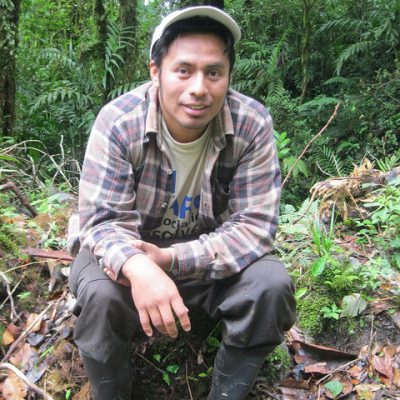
{"left": 68, "top": 6, "right": 296, "bottom": 400}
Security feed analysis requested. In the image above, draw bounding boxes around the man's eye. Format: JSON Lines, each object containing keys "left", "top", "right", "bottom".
{"left": 177, "top": 68, "right": 188, "bottom": 75}
{"left": 208, "top": 70, "right": 221, "bottom": 78}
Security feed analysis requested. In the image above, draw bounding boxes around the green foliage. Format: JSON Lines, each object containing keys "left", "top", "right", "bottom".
{"left": 320, "top": 304, "right": 342, "bottom": 320}
{"left": 274, "top": 130, "right": 308, "bottom": 179}
{"left": 0, "top": 224, "right": 20, "bottom": 255}
{"left": 233, "top": 36, "right": 286, "bottom": 99}
{"left": 309, "top": 213, "right": 339, "bottom": 277}
{"left": 312, "top": 145, "right": 351, "bottom": 177}
{"left": 324, "top": 380, "right": 343, "bottom": 398}
{"left": 297, "top": 291, "right": 333, "bottom": 335}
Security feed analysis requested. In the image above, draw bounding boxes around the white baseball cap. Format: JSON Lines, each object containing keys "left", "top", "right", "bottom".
{"left": 150, "top": 6, "right": 241, "bottom": 57}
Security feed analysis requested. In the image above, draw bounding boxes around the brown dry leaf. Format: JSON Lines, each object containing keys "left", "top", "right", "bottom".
{"left": 393, "top": 367, "right": 400, "bottom": 388}
{"left": 305, "top": 362, "right": 330, "bottom": 374}
{"left": 279, "top": 386, "right": 310, "bottom": 400}
{"left": 371, "top": 353, "right": 393, "bottom": 381}
{"left": 354, "top": 383, "right": 383, "bottom": 399}
{"left": 0, "top": 372, "right": 27, "bottom": 400}
{"left": 24, "top": 313, "right": 42, "bottom": 333}
{"left": 280, "top": 378, "right": 311, "bottom": 390}
{"left": 2, "top": 329, "right": 15, "bottom": 346}
{"left": 323, "top": 372, "right": 353, "bottom": 399}
{"left": 347, "top": 364, "right": 364, "bottom": 383}
{"left": 391, "top": 312, "right": 400, "bottom": 330}
{"left": 368, "top": 299, "right": 392, "bottom": 314}
{"left": 9, "top": 343, "right": 36, "bottom": 371}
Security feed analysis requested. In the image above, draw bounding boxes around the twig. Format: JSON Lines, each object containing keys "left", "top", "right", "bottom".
{"left": 134, "top": 352, "right": 165, "bottom": 375}
{"left": 281, "top": 102, "right": 340, "bottom": 189}
{"left": 185, "top": 360, "right": 194, "bottom": 400}
{"left": 0, "top": 362, "right": 54, "bottom": 400}
{"left": 5, "top": 260, "right": 43, "bottom": 274}
{"left": 50, "top": 290, "right": 68, "bottom": 321}
{"left": 1, "top": 303, "right": 53, "bottom": 363}
{"left": 0, "top": 180, "right": 38, "bottom": 217}
{"left": 0, "top": 272, "right": 18, "bottom": 320}
{"left": 315, "top": 357, "right": 361, "bottom": 385}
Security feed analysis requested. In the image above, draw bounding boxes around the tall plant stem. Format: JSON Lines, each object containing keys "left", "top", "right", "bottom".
{"left": 281, "top": 102, "right": 340, "bottom": 189}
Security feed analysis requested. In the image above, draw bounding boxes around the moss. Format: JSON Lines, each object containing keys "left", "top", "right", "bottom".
{"left": 0, "top": 223, "right": 26, "bottom": 256}
{"left": 297, "top": 291, "right": 333, "bottom": 336}
{"left": 0, "top": 230, "right": 20, "bottom": 255}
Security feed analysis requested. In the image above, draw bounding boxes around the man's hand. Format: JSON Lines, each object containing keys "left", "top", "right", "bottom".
{"left": 121, "top": 253, "right": 190, "bottom": 338}
{"left": 132, "top": 240, "right": 173, "bottom": 271}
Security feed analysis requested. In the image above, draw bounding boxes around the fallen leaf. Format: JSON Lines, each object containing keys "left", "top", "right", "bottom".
{"left": 304, "top": 362, "right": 330, "bottom": 374}
{"left": 354, "top": 383, "right": 383, "bottom": 399}
{"left": 341, "top": 293, "right": 368, "bottom": 317}
{"left": 280, "top": 377, "right": 311, "bottom": 390}
{"left": 24, "top": 313, "right": 42, "bottom": 333}
{"left": 279, "top": 386, "right": 310, "bottom": 400}
{"left": 391, "top": 312, "right": 400, "bottom": 330}
{"left": 371, "top": 353, "right": 393, "bottom": 381}
{"left": 322, "top": 372, "right": 353, "bottom": 399}
{"left": 9, "top": 343, "right": 37, "bottom": 371}
{"left": 2, "top": 329, "right": 15, "bottom": 346}
{"left": 0, "top": 371, "right": 28, "bottom": 400}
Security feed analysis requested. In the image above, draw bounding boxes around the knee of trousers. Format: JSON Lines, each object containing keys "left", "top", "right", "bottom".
{"left": 71, "top": 266, "right": 139, "bottom": 363}
{"left": 217, "top": 255, "right": 297, "bottom": 349}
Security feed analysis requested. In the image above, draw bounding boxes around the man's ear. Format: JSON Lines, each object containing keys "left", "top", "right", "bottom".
{"left": 149, "top": 60, "right": 159, "bottom": 87}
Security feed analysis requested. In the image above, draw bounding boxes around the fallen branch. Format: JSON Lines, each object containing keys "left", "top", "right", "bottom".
{"left": 281, "top": 102, "right": 340, "bottom": 189}
{"left": 0, "top": 180, "right": 38, "bottom": 217}
{"left": 0, "top": 362, "right": 54, "bottom": 400}
{"left": 25, "top": 247, "right": 74, "bottom": 262}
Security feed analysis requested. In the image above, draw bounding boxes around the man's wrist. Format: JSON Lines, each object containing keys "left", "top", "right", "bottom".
{"left": 122, "top": 253, "right": 148, "bottom": 280}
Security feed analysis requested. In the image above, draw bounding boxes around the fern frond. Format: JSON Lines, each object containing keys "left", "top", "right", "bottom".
{"left": 299, "top": 96, "right": 340, "bottom": 113}
{"left": 335, "top": 40, "right": 374, "bottom": 75}
{"left": 314, "top": 145, "right": 346, "bottom": 177}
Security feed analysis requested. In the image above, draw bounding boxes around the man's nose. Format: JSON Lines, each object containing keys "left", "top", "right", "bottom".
{"left": 189, "top": 73, "right": 207, "bottom": 97}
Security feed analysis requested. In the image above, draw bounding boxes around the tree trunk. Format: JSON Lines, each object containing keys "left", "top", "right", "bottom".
{"left": 299, "top": 0, "right": 312, "bottom": 104}
{"left": 202, "top": 0, "right": 224, "bottom": 8}
{"left": 93, "top": 0, "right": 109, "bottom": 104}
{"left": 118, "top": 0, "right": 138, "bottom": 85}
{"left": 0, "top": 0, "right": 20, "bottom": 138}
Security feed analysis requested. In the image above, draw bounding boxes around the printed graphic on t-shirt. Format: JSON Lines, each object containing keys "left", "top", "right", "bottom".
{"left": 150, "top": 170, "right": 201, "bottom": 240}
{"left": 149, "top": 118, "right": 211, "bottom": 240}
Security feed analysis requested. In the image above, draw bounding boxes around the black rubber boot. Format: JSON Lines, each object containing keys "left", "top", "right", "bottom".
{"left": 208, "top": 343, "right": 270, "bottom": 400}
{"left": 81, "top": 346, "right": 132, "bottom": 400}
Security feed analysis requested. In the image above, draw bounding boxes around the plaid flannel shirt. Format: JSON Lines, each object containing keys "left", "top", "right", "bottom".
{"left": 77, "top": 81, "right": 281, "bottom": 280}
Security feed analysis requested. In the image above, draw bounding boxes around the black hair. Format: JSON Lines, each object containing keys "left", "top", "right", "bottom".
{"left": 151, "top": 16, "right": 236, "bottom": 73}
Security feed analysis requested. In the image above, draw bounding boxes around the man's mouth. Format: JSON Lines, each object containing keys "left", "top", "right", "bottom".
{"left": 186, "top": 104, "right": 207, "bottom": 110}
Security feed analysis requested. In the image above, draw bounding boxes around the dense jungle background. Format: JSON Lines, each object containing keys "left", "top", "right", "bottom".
{"left": 0, "top": 0, "right": 399, "bottom": 399}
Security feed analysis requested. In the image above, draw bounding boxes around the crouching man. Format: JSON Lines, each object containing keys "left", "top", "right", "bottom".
{"left": 68, "top": 6, "right": 296, "bottom": 399}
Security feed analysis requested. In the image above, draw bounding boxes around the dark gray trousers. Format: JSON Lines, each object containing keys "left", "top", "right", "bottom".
{"left": 69, "top": 248, "right": 296, "bottom": 364}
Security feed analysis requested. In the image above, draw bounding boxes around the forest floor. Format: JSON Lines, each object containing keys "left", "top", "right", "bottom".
{"left": 0, "top": 164, "right": 399, "bottom": 400}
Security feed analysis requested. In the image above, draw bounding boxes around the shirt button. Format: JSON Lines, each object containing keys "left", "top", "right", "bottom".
{"left": 161, "top": 202, "right": 168, "bottom": 209}
{"left": 167, "top": 169, "right": 173, "bottom": 175}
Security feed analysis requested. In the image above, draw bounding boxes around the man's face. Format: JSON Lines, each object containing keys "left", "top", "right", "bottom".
{"left": 150, "top": 33, "right": 230, "bottom": 143}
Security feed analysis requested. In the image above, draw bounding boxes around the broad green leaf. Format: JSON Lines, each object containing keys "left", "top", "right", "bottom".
{"left": 311, "top": 256, "right": 327, "bottom": 276}
{"left": 324, "top": 380, "right": 343, "bottom": 397}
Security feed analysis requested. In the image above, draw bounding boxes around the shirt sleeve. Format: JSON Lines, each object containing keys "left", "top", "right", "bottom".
{"left": 78, "top": 104, "right": 144, "bottom": 277}
{"left": 172, "top": 103, "right": 281, "bottom": 280}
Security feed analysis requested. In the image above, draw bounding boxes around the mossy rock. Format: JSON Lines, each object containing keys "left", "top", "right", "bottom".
{"left": 296, "top": 291, "right": 333, "bottom": 336}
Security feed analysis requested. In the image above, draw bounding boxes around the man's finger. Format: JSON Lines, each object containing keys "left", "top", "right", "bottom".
{"left": 137, "top": 309, "right": 153, "bottom": 337}
{"left": 171, "top": 298, "right": 191, "bottom": 332}
{"left": 158, "top": 304, "right": 178, "bottom": 338}
{"left": 148, "top": 307, "right": 168, "bottom": 336}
